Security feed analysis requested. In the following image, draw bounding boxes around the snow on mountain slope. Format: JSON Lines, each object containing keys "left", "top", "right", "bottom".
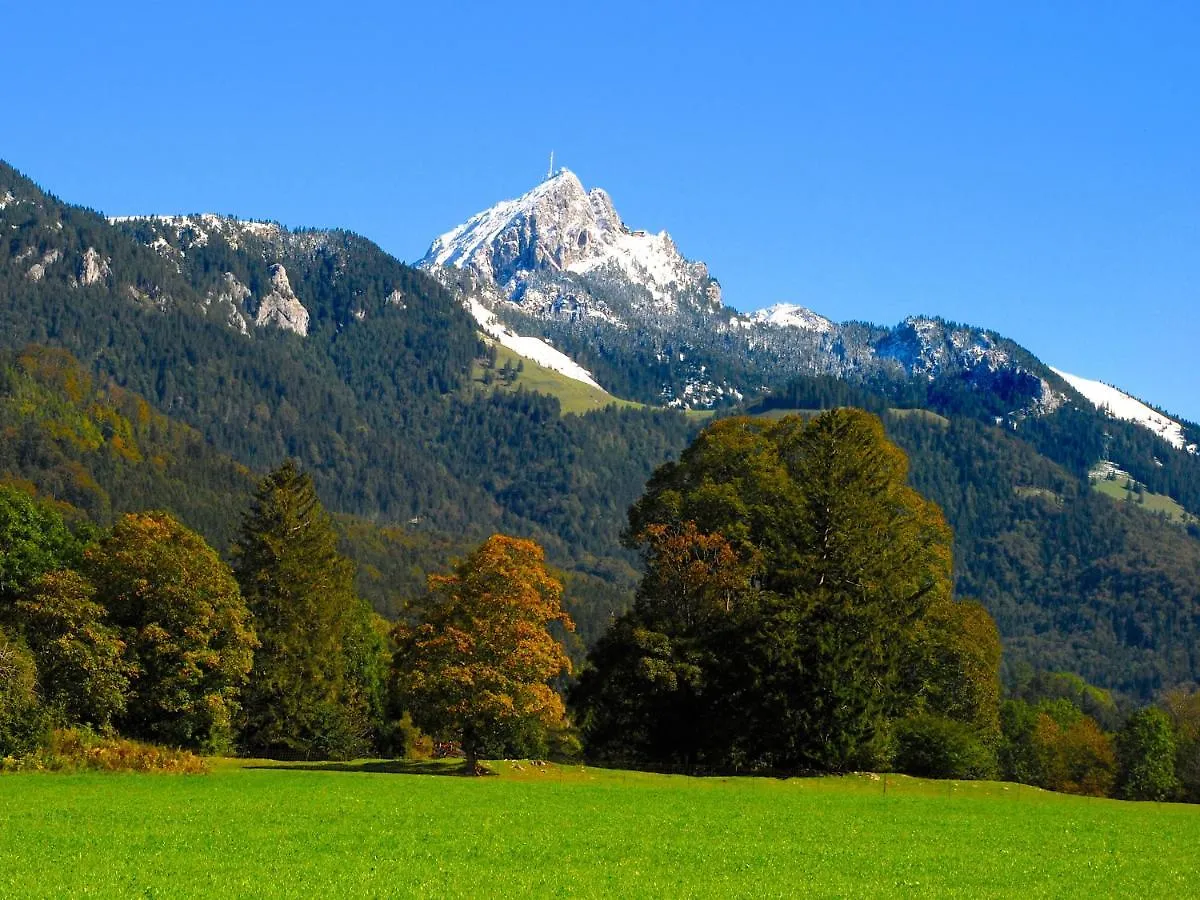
{"left": 467, "top": 298, "right": 601, "bottom": 389}
{"left": 1052, "top": 367, "right": 1196, "bottom": 452}
{"left": 749, "top": 303, "right": 834, "bottom": 333}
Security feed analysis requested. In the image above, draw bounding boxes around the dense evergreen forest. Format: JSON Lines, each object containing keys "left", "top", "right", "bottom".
{"left": 0, "top": 162, "right": 694, "bottom": 642}
{"left": 749, "top": 376, "right": 1200, "bottom": 698}
{"left": 3, "top": 159, "right": 1200, "bottom": 705}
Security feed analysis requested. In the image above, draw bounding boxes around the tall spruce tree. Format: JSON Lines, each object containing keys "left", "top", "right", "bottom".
{"left": 234, "top": 462, "right": 384, "bottom": 760}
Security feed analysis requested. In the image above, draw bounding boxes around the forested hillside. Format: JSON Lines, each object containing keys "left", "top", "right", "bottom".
{"left": 1, "top": 163, "right": 692, "bottom": 546}
{"left": 4, "top": 160, "right": 1200, "bottom": 701}
{"left": 749, "top": 376, "right": 1200, "bottom": 698}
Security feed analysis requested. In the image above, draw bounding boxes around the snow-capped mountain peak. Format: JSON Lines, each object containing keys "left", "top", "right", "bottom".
{"left": 425, "top": 168, "right": 595, "bottom": 273}
{"left": 415, "top": 171, "right": 1110, "bottom": 419}
{"left": 418, "top": 169, "right": 719, "bottom": 313}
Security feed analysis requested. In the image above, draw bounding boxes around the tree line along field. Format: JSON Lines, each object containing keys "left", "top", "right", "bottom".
{"left": 1, "top": 761, "right": 1198, "bottom": 897}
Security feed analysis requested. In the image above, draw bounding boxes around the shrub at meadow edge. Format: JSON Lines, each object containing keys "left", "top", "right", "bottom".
{"left": 1, "top": 727, "right": 206, "bottom": 774}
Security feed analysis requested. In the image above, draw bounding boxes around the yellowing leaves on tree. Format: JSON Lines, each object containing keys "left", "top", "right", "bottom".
{"left": 392, "top": 534, "right": 574, "bottom": 773}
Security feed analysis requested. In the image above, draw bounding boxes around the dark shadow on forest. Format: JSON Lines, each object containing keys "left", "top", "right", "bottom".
{"left": 245, "top": 759, "right": 495, "bottom": 777}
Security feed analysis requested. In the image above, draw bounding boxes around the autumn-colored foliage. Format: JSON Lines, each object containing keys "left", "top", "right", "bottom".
{"left": 636, "top": 522, "right": 759, "bottom": 629}
{"left": 393, "top": 535, "right": 574, "bottom": 772}
{"left": 1033, "top": 713, "right": 1116, "bottom": 797}
{"left": 0, "top": 727, "right": 207, "bottom": 774}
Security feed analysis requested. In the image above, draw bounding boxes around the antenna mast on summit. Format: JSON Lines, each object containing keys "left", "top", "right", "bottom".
{"left": 547, "top": 151, "right": 554, "bottom": 180}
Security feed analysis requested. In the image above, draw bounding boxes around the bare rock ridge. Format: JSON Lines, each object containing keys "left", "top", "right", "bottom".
{"left": 24, "top": 249, "right": 61, "bottom": 282}
{"left": 209, "top": 272, "right": 251, "bottom": 334}
{"left": 103, "top": 214, "right": 312, "bottom": 336}
{"left": 79, "top": 247, "right": 111, "bottom": 286}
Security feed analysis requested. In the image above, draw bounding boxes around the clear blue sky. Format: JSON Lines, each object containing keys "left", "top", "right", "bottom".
{"left": 6, "top": 1, "right": 1198, "bottom": 420}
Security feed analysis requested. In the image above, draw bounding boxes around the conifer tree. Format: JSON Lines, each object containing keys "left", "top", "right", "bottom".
{"left": 234, "top": 461, "right": 383, "bottom": 760}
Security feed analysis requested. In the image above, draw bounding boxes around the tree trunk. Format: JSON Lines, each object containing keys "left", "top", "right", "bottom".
{"left": 462, "top": 729, "right": 482, "bottom": 775}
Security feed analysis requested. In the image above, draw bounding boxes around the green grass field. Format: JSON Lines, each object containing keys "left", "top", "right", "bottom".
{"left": 2, "top": 761, "right": 1198, "bottom": 897}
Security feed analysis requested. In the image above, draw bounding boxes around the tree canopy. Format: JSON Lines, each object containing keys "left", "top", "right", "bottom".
{"left": 0, "top": 485, "right": 86, "bottom": 613}
{"left": 234, "top": 462, "right": 385, "bottom": 760}
{"left": 576, "top": 409, "right": 993, "bottom": 772}
{"left": 87, "top": 512, "right": 256, "bottom": 752}
{"left": 393, "top": 534, "right": 575, "bottom": 772}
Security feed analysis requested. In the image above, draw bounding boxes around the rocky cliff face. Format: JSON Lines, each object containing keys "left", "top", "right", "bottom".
{"left": 79, "top": 247, "right": 111, "bottom": 286}
{"left": 109, "top": 214, "right": 322, "bottom": 336}
{"left": 253, "top": 264, "right": 309, "bottom": 336}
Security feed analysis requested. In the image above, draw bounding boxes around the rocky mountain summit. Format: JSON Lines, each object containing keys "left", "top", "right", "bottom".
{"left": 422, "top": 169, "right": 721, "bottom": 325}
{"left": 415, "top": 169, "right": 1200, "bottom": 456}
{"left": 418, "top": 170, "right": 1062, "bottom": 416}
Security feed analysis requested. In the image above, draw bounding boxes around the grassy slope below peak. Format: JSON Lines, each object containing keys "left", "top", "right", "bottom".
{"left": 473, "top": 340, "right": 642, "bottom": 416}
{"left": 1090, "top": 463, "right": 1197, "bottom": 527}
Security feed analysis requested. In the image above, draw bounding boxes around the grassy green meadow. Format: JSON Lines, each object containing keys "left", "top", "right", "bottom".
{"left": 2, "top": 761, "right": 1198, "bottom": 897}
{"left": 1092, "top": 476, "right": 1197, "bottom": 526}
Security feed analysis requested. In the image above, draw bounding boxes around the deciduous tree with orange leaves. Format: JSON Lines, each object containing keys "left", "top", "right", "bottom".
{"left": 392, "top": 535, "right": 574, "bottom": 773}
